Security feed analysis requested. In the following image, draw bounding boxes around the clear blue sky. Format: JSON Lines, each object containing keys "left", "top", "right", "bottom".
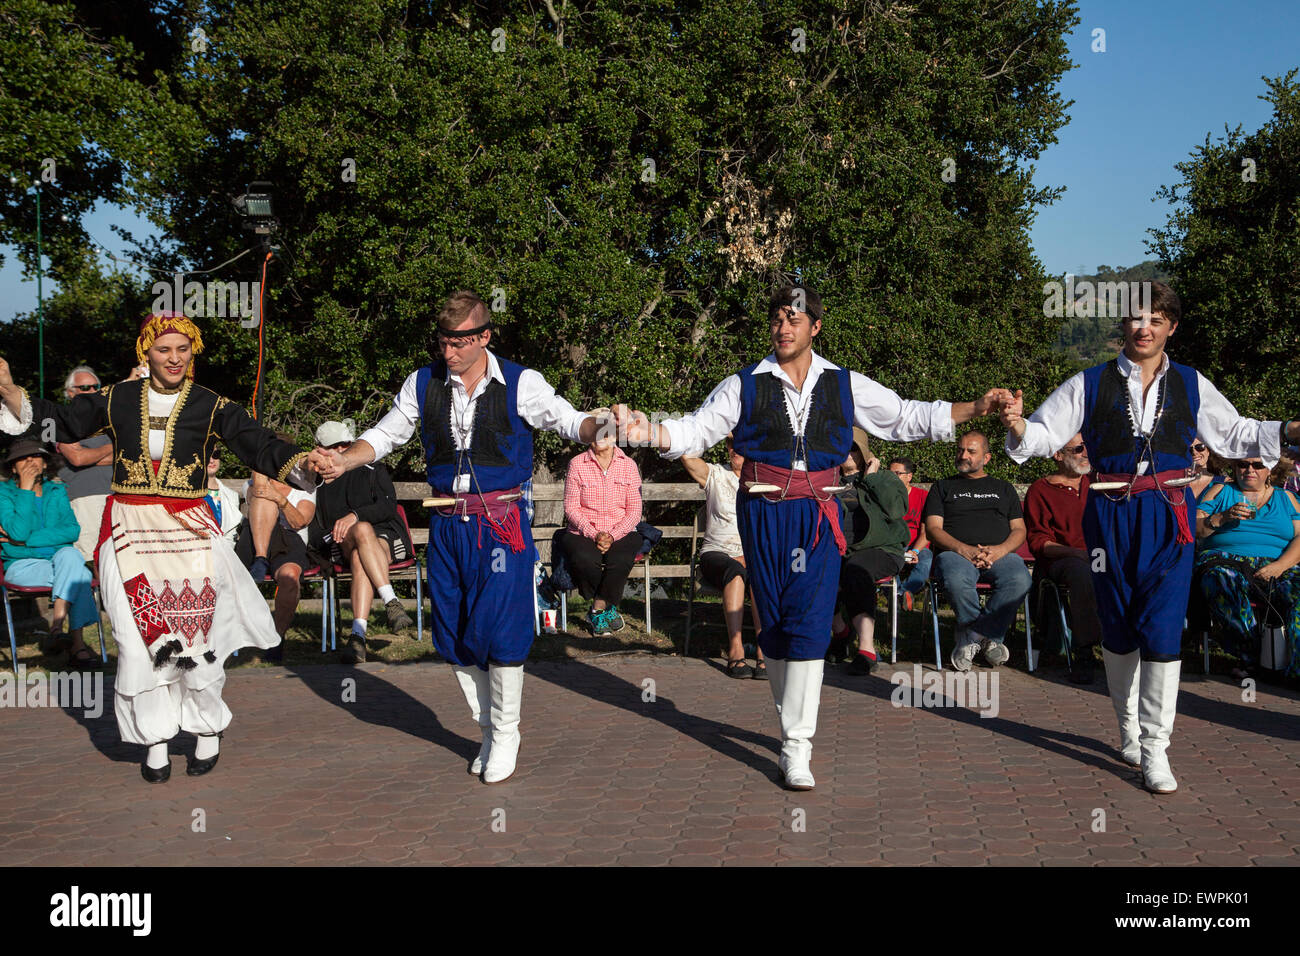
{"left": 1031, "top": 0, "right": 1299, "bottom": 276}
{"left": 2, "top": 0, "right": 1297, "bottom": 319}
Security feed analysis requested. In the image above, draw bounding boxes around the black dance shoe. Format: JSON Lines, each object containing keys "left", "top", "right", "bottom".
{"left": 186, "top": 732, "right": 223, "bottom": 776}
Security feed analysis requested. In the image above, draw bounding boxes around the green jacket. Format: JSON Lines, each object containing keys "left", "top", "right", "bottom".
{"left": 0, "top": 479, "right": 81, "bottom": 561}
{"left": 841, "top": 471, "right": 909, "bottom": 556}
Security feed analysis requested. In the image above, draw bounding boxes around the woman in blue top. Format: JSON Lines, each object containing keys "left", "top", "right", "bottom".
{"left": 0, "top": 439, "right": 100, "bottom": 669}
{"left": 1196, "top": 456, "right": 1300, "bottom": 677}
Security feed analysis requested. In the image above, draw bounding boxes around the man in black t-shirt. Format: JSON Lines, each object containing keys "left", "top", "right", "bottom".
{"left": 924, "top": 431, "right": 1031, "bottom": 671}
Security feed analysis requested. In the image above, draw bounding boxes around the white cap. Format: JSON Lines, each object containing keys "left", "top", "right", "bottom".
{"left": 315, "top": 420, "right": 355, "bottom": 447}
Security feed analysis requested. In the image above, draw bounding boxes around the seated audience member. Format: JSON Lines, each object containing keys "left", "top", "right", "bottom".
{"left": 924, "top": 431, "right": 1031, "bottom": 671}
{"left": 313, "top": 419, "right": 414, "bottom": 664}
{"left": 558, "top": 410, "right": 643, "bottom": 637}
{"left": 1196, "top": 457, "right": 1300, "bottom": 678}
{"left": 1187, "top": 438, "right": 1228, "bottom": 501}
{"left": 0, "top": 439, "right": 101, "bottom": 670}
{"left": 682, "top": 436, "right": 765, "bottom": 679}
{"left": 1023, "top": 433, "right": 1101, "bottom": 683}
{"left": 235, "top": 432, "right": 317, "bottom": 664}
{"left": 54, "top": 365, "right": 113, "bottom": 561}
{"left": 831, "top": 428, "right": 909, "bottom": 675}
{"left": 888, "top": 456, "right": 932, "bottom": 610}
{"left": 204, "top": 450, "right": 243, "bottom": 543}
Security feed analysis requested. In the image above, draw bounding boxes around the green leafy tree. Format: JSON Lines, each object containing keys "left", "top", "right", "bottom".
{"left": 9, "top": 1, "right": 1081, "bottom": 485}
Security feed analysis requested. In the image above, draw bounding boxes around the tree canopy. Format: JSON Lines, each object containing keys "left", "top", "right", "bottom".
{"left": 4, "top": 0, "right": 1081, "bottom": 482}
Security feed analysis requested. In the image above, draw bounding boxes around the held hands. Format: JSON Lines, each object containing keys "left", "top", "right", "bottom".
{"left": 971, "top": 544, "right": 1001, "bottom": 570}
{"left": 612, "top": 404, "right": 655, "bottom": 446}
{"left": 973, "top": 387, "right": 1015, "bottom": 417}
{"left": 307, "top": 446, "right": 347, "bottom": 481}
{"left": 595, "top": 531, "right": 614, "bottom": 553}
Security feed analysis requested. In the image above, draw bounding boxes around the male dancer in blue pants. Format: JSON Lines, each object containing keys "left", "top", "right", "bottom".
{"left": 1001, "top": 281, "right": 1299, "bottom": 794}
{"left": 311, "top": 291, "right": 607, "bottom": 783}
{"left": 619, "top": 286, "right": 1010, "bottom": 790}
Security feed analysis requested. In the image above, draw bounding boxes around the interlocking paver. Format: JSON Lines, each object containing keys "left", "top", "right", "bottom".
{"left": 1, "top": 657, "right": 1298, "bottom": 866}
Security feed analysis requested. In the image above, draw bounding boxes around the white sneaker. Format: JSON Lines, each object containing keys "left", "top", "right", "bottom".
{"left": 949, "top": 627, "right": 979, "bottom": 671}
{"left": 981, "top": 638, "right": 1010, "bottom": 667}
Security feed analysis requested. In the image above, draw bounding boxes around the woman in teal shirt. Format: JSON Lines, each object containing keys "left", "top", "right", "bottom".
{"left": 1196, "top": 456, "right": 1300, "bottom": 677}
{"left": 0, "top": 439, "right": 100, "bottom": 669}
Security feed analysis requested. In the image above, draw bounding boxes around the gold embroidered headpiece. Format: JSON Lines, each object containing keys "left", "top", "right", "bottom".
{"left": 136, "top": 312, "right": 206, "bottom": 379}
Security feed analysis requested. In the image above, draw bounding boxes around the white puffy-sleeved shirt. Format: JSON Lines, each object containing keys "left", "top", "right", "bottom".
{"left": 657, "top": 352, "right": 954, "bottom": 468}
{"left": 1006, "top": 352, "right": 1282, "bottom": 472}
{"left": 359, "top": 351, "right": 590, "bottom": 490}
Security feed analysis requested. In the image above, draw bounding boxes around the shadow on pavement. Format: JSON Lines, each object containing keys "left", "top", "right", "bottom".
{"left": 284, "top": 661, "right": 476, "bottom": 764}
{"left": 528, "top": 656, "right": 780, "bottom": 778}
{"left": 825, "top": 665, "right": 1136, "bottom": 779}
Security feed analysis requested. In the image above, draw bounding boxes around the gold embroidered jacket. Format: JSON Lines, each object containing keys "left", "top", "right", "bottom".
{"left": 31, "top": 380, "right": 309, "bottom": 499}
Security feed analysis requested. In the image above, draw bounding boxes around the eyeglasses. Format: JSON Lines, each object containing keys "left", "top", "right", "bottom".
{"left": 1062, "top": 443, "right": 1086, "bottom": 455}
{"left": 71, "top": 384, "right": 100, "bottom": 393}
{"left": 1238, "top": 461, "right": 1267, "bottom": 470}
{"left": 1190, "top": 443, "right": 1207, "bottom": 453}
{"left": 328, "top": 443, "right": 350, "bottom": 451}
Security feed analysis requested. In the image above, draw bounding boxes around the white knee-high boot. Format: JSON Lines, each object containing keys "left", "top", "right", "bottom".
{"left": 1101, "top": 647, "right": 1141, "bottom": 766}
{"left": 482, "top": 664, "right": 524, "bottom": 784}
{"left": 453, "top": 666, "right": 492, "bottom": 775}
{"left": 1139, "top": 659, "right": 1181, "bottom": 794}
{"left": 769, "top": 659, "right": 822, "bottom": 791}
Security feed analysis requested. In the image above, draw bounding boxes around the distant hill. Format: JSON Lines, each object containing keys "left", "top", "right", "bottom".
{"left": 1051, "top": 261, "right": 1171, "bottom": 366}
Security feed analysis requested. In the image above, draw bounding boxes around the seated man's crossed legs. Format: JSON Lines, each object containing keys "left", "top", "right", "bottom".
{"left": 336, "top": 519, "right": 414, "bottom": 664}
{"left": 935, "top": 549, "right": 1032, "bottom": 671}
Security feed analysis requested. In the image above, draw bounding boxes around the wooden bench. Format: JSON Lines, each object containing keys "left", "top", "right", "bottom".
{"left": 391, "top": 481, "right": 704, "bottom": 634}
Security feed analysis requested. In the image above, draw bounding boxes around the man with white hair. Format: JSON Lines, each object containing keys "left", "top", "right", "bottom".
{"left": 54, "top": 366, "right": 113, "bottom": 560}
{"left": 1022, "top": 433, "right": 1101, "bottom": 683}
{"left": 313, "top": 419, "right": 414, "bottom": 663}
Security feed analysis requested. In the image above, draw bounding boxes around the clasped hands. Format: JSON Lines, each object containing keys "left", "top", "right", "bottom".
{"left": 960, "top": 543, "right": 1003, "bottom": 570}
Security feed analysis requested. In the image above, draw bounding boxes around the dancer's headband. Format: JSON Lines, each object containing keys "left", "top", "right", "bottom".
{"left": 436, "top": 321, "right": 492, "bottom": 339}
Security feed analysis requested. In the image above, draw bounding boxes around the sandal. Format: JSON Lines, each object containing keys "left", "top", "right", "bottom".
{"left": 752, "top": 660, "right": 768, "bottom": 681}
{"left": 725, "top": 657, "right": 753, "bottom": 679}
{"left": 69, "top": 646, "right": 103, "bottom": 671}
{"left": 41, "top": 631, "right": 71, "bottom": 655}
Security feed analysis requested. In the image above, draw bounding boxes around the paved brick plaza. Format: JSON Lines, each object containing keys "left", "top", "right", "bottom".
{"left": 1, "top": 656, "right": 1298, "bottom": 866}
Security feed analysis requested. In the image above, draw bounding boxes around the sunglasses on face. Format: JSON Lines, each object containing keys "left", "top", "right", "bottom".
{"left": 1190, "top": 443, "right": 1207, "bottom": 453}
{"left": 1238, "top": 461, "right": 1267, "bottom": 470}
{"left": 71, "top": 384, "right": 100, "bottom": 393}
{"left": 1062, "top": 443, "right": 1086, "bottom": 455}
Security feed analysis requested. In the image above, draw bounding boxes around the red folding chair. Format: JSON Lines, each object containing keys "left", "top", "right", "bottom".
{"left": 0, "top": 553, "right": 109, "bottom": 673}
{"left": 323, "top": 505, "right": 423, "bottom": 650}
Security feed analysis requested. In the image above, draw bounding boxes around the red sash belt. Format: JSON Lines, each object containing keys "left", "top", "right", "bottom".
{"left": 433, "top": 487, "right": 526, "bottom": 553}
{"left": 741, "top": 462, "right": 848, "bottom": 556}
{"left": 1095, "top": 469, "right": 1195, "bottom": 546}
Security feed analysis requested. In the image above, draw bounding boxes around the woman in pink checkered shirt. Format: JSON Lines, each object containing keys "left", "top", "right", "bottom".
{"left": 560, "top": 416, "right": 643, "bottom": 636}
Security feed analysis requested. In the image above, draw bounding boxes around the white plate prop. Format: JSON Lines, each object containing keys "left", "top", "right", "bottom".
{"left": 745, "top": 483, "right": 782, "bottom": 493}
{"left": 1089, "top": 482, "right": 1130, "bottom": 491}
